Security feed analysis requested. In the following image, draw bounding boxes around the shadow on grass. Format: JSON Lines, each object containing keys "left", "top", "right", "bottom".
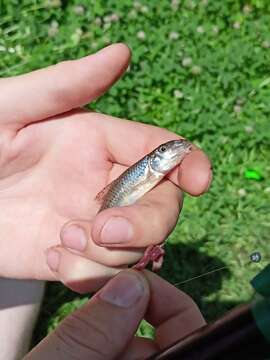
{"left": 32, "top": 241, "right": 241, "bottom": 346}
{"left": 160, "top": 241, "right": 241, "bottom": 321}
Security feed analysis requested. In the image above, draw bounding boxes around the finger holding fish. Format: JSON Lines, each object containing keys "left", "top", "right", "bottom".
{"left": 100, "top": 114, "right": 212, "bottom": 196}
{"left": 60, "top": 140, "right": 187, "bottom": 260}
{"left": 173, "top": 148, "right": 213, "bottom": 196}
{"left": 60, "top": 218, "right": 145, "bottom": 268}
{"left": 59, "top": 138, "right": 210, "bottom": 270}
{"left": 94, "top": 139, "right": 192, "bottom": 270}
{"left": 92, "top": 180, "right": 183, "bottom": 248}
{"left": 59, "top": 179, "right": 182, "bottom": 268}
{"left": 98, "top": 139, "right": 192, "bottom": 211}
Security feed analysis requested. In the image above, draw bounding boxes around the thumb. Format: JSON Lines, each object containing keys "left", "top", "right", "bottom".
{"left": 24, "top": 270, "right": 149, "bottom": 360}
{"left": 1, "top": 43, "right": 130, "bottom": 130}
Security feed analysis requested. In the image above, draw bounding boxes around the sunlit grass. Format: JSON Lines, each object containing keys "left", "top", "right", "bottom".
{"left": 1, "top": 0, "right": 270, "bottom": 344}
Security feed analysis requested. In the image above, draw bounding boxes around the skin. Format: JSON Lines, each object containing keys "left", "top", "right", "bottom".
{"left": 0, "top": 279, "right": 45, "bottom": 359}
{"left": 25, "top": 269, "right": 206, "bottom": 360}
{"left": 0, "top": 43, "right": 212, "bottom": 292}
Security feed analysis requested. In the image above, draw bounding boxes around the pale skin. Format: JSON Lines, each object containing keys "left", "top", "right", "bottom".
{"left": 0, "top": 43, "right": 212, "bottom": 358}
{"left": 25, "top": 269, "right": 206, "bottom": 360}
{"left": 0, "top": 43, "right": 212, "bottom": 293}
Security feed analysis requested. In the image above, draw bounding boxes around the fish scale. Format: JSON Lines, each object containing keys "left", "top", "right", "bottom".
{"left": 97, "top": 139, "right": 193, "bottom": 271}
{"left": 99, "top": 157, "right": 150, "bottom": 211}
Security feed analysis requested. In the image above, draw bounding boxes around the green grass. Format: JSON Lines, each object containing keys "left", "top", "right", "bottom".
{"left": 1, "top": 0, "right": 270, "bottom": 345}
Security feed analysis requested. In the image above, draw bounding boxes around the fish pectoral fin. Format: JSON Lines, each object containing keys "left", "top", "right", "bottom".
{"left": 94, "top": 181, "right": 115, "bottom": 203}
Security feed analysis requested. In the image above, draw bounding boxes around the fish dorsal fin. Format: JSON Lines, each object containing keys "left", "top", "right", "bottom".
{"left": 94, "top": 180, "right": 115, "bottom": 203}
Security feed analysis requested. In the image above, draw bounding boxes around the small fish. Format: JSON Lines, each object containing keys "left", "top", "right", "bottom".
{"left": 96, "top": 139, "right": 193, "bottom": 271}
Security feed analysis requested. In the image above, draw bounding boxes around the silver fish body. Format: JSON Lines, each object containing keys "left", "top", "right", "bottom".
{"left": 98, "top": 139, "right": 192, "bottom": 211}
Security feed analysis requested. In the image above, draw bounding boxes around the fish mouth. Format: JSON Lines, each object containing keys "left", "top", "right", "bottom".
{"left": 171, "top": 140, "right": 193, "bottom": 159}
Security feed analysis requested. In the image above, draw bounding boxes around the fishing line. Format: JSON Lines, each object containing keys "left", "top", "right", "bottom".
{"left": 172, "top": 252, "right": 269, "bottom": 287}
{"left": 173, "top": 265, "right": 228, "bottom": 287}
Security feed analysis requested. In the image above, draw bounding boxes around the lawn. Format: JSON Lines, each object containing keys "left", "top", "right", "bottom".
{"left": 1, "top": 0, "right": 270, "bottom": 345}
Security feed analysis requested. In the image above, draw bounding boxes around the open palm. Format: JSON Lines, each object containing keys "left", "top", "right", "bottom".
{"left": 0, "top": 44, "right": 212, "bottom": 292}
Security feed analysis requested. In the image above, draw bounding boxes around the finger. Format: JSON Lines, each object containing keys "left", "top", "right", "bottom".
{"left": 96, "top": 113, "right": 212, "bottom": 196}
{"left": 60, "top": 182, "right": 182, "bottom": 269}
{"left": 0, "top": 43, "right": 130, "bottom": 129}
{"left": 25, "top": 270, "right": 149, "bottom": 360}
{"left": 60, "top": 219, "right": 145, "bottom": 267}
{"left": 46, "top": 246, "right": 126, "bottom": 293}
{"left": 143, "top": 270, "right": 206, "bottom": 350}
{"left": 91, "top": 180, "right": 183, "bottom": 247}
{"left": 176, "top": 149, "right": 213, "bottom": 196}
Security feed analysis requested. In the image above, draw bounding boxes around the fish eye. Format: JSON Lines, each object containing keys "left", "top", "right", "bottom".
{"left": 159, "top": 145, "right": 167, "bottom": 153}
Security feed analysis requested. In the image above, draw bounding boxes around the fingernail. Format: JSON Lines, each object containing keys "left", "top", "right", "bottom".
{"left": 61, "top": 225, "right": 87, "bottom": 251}
{"left": 99, "top": 271, "right": 144, "bottom": 307}
{"left": 46, "top": 249, "right": 61, "bottom": 272}
{"left": 100, "top": 217, "right": 134, "bottom": 244}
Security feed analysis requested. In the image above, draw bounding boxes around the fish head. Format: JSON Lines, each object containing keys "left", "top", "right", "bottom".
{"left": 149, "top": 139, "right": 193, "bottom": 174}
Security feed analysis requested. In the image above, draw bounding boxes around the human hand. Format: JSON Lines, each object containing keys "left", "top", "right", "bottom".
{"left": 0, "top": 43, "right": 212, "bottom": 291}
{"left": 24, "top": 269, "right": 206, "bottom": 360}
